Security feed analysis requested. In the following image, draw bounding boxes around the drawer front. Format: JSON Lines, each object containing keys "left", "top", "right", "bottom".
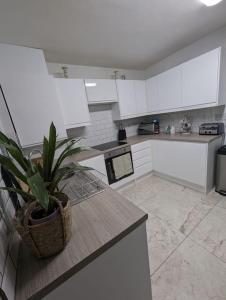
{"left": 134, "top": 162, "right": 153, "bottom": 177}
{"left": 132, "top": 148, "right": 151, "bottom": 161}
{"left": 133, "top": 156, "right": 152, "bottom": 168}
{"left": 131, "top": 140, "right": 151, "bottom": 152}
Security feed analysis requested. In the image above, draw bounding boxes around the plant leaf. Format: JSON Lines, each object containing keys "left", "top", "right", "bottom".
{"left": 56, "top": 137, "right": 82, "bottom": 150}
{"left": 0, "top": 186, "right": 35, "bottom": 202}
{"left": 27, "top": 172, "right": 49, "bottom": 211}
{"left": 47, "top": 122, "right": 57, "bottom": 180}
{"left": 42, "top": 136, "right": 49, "bottom": 181}
{"left": 0, "top": 154, "right": 27, "bottom": 183}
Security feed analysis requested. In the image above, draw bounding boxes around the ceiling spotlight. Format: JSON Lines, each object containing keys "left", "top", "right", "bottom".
{"left": 200, "top": 0, "right": 223, "bottom": 6}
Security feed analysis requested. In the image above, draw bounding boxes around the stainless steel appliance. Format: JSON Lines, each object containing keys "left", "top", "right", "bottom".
{"left": 104, "top": 145, "right": 134, "bottom": 185}
{"left": 199, "top": 123, "right": 225, "bottom": 135}
{"left": 138, "top": 121, "right": 160, "bottom": 135}
{"left": 216, "top": 145, "right": 226, "bottom": 195}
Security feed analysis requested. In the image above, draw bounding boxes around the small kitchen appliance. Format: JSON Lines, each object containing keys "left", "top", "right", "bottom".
{"left": 138, "top": 120, "right": 160, "bottom": 135}
{"left": 199, "top": 123, "right": 225, "bottom": 135}
{"left": 180, "top": 116, "right": 192, "bottom": 134}
{"left": 216, "top": 145, "right": 226, "bottom": 195}
{"left": 118, "top": 122, "right": 127, "bottom": 144}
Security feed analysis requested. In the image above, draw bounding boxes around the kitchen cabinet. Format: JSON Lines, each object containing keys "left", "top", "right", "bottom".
{"left": 134, "top": 80, "right": 148, "bottom": 115}
{"left": 182, "top": 48, "right": 220, "bottom": 107}
{"left": 79, "top": 155, "right": 108, "bottom": 184}
{"left": 146, "top": 47, "right": 225, "bottom": 114}
{"left": 112, "top": 80, "right": 148, "bottom": 120}
{"left": 0, "top": 43, "right": 49, "bottom": 76}
{"left": 131, "top": 140, "right": 152, "bottom": 178}
{"left": 85, "top": 79, "right": 118, "bottom": 104}
{"left": 146, "top": 67, "right": 182, "bottom": 112}
{"left": 152, "top": 138, "right": 222, "bottom": 193}
{"left": 54, "top": 78, "right": 90, "bottom": 129}
{"left": 157, "top": 66, "right": 182, "bottom": 111}
{"left": 0, "top": 73, "right": 66, "bottom": 147}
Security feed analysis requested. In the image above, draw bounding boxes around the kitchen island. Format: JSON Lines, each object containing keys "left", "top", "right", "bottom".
{"left": 15, "top": 184, "right": 151, "bottom": 300}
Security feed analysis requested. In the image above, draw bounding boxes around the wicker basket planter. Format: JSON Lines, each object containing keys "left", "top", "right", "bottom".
{"left": 15, "top": 195, "right": 72, "bottom": 258}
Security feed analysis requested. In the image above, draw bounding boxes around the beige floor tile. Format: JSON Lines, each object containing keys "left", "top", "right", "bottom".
{"left": 152, "top": 238, "right": 226, "bottom": 300}
{"left": 190, "top": 206, "right": 226, "bottom": 263}
{"left": 140, "top": 191, "right": 211, "bottom": 235}
{"left": 146, "top": 213, "right": 184, "bottom": 275}
{"left": 217, "top": 195, "right": 226, "bottom": 210}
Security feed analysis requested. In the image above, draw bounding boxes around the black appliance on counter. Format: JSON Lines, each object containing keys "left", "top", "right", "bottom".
{"left": 199, "top": 123, "right": 225, "bottom": 135}
{"left": 138, "top": 119, "right": 160, "bottom": 135}
{"left": 118, "top": 123, "right": 127, "bottom": 144}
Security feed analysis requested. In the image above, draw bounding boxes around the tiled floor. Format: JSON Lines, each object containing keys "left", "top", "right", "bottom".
{"left": 118, "top": 174, "right": 226, "bottom": 300}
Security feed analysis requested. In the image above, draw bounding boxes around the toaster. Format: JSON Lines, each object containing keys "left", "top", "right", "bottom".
{"left": 199, "top": 123, "right": 225, "bottom": 135}
{"left": 138, "top": 121, "right": 160, "bottom": 135}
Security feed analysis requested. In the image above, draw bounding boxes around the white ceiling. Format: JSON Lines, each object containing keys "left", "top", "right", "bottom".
{"left": 0, "top": 0, "right": 226, "bottom": 69}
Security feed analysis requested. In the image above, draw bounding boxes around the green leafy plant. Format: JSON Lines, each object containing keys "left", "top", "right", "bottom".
{"left": 0, "top": 122, "right": 90, "bottom": 216}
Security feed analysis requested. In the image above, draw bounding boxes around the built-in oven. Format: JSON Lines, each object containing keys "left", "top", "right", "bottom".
{"left": 104, "top": 145, "right": 134, "bottom": 185}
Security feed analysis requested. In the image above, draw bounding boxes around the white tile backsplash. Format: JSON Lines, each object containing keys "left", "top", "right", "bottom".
{"left": 151, "top": 106, "right": 226, "bottom": 134}
{"left": 67, "top": 104, "right": 143, "bottom": 147}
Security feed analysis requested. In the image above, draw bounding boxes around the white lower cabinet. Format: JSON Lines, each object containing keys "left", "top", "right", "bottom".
{"left": 131, "top": 141, "right": 153, "bottom": 178}
{"left": 152, "top": 138, "right": 222, "bottom": 193}
{"left": 79, "top": 155, "right": 108, "bottom": 184}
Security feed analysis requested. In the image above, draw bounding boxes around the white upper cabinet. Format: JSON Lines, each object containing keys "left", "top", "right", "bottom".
{"left": 55, "top": 78, "right": 90, "bottom": 129}
{"left": 134, "top": 80, "right": 147, "bottom": 115}
{"left": 146, "top": 47, "right": 224, "bottom": 114}
{"left": 146, "top": 76, "right": 158, "bottom": 113}
{"left": 115, "top": 80, "right": 137, "bottom": 118}
{"left": 112, "top": 80, "right": 148, "bottom": 120}
{"left": 85, "top": 79, "right": 118, "bottom": 104}
{"left": 182, "top": 48, "right": 220, "bottom": 107}
{"left": 0, "top": 73, "right": 66, "bottom": 147}
{"left": 157, "top": 66, "right": 182, "bottom": 111}
{"left": 0, "top": 43, "right": 49, "bottom": 75}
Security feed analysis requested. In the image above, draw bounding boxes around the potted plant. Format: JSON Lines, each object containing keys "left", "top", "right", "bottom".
{"left": 0, "top": 122, "right": 90, "bottom": 258}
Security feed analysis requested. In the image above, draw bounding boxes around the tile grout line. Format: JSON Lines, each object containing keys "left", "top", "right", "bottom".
{"left": 150, "top": 199, "right": 220, "bottom": 278}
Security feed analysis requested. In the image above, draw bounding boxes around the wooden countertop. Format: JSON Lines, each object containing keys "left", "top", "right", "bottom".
{"left": 127, "top": 133, "right": 223, "bottom": 145}
{"left": 16, "top": 187, "right": 147, "bottom": 300}
{"left": 68, "top": 133, "right": 223, "bottom": 162}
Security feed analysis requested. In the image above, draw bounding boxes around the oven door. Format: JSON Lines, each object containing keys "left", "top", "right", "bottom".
{"left": 105, "top": 151, "right": 134, "bottom": 185}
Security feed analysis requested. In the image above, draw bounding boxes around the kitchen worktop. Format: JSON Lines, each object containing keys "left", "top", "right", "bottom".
{"left": 15, "top": 186, "right": 147, "bottom": 300}
{"left": 69, "top": 133, "right": 223, "bottom": 163}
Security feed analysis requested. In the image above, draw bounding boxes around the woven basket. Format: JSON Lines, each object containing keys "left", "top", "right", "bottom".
{"left": 15, "top": 195, "right": 72, "bottom": 258}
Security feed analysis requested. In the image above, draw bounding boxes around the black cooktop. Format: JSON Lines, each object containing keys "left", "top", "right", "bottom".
{"left": 92, "top": 141, "right": 127, "bottom": 151}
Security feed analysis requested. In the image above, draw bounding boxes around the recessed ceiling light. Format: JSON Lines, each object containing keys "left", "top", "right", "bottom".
{"left": 85, "top": 83, "right": 97, "bottom": 87}
{"left": 200, "top": 0, "right": 223, "bottom": 6}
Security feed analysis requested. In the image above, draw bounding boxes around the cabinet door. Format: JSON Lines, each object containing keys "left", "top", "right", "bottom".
{"left": 146, "top": 76, "right": 159, "bottom": 112}
{"left": 116, "top": 80, "right": 137, "bottom": 117}
{"left": 0, "top": 43, "right": 48, "bottom": 75}
{"left": 157, "top": 66, "right": 182, "bottom": 111}
{"left": 0, "top": 73, "right": 66, "bottom": 147}
{"left": 152, "top": 140, "right": 207, "bottom": 187}
{"left": 80, "top": 155, "right": 108, "bottom": 184}
{"left": 85, "top": 79, "right": 118, "bottom": 103}
{"left": 55, "top": 79, "right": 90, "bottom": 129}
{"left": 182, "top": 48, "right": 220, "bottom": 107}
{"left": 134, "top": 80, "right": 147, "bottom": 115}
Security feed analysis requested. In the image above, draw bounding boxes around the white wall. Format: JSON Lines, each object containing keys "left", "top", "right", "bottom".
{"left": 47, "top": 63, "right": 145, "bottom": 80}
{"left": 145, "top": 25, "right": 226, "bottom": 78}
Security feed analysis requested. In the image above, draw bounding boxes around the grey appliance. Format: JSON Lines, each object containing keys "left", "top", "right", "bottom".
{"left": 216, "top": 145, "right": 226, "bottom": 195}
{"left": 199, "top": 123, "right": 225, "bottom": 135}
{"left": 138, "top": 121, "right": 160, "bottom": 135}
